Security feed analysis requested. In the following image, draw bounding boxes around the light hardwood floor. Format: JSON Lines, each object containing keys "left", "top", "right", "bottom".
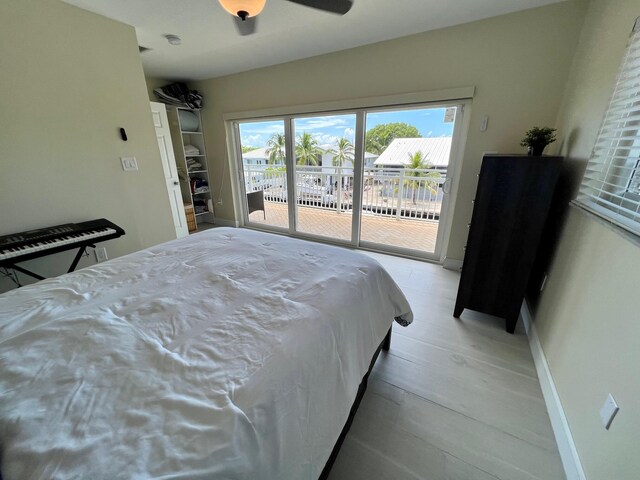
{"left": 328, "top": 252, "right": 565, "bottom": 480}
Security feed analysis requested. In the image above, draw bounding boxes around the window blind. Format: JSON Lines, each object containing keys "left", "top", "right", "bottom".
{"left": 576, "top": 20, "right": 640, "bottom": 236}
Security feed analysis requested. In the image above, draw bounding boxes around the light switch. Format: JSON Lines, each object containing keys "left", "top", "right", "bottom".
{"left": 121, "top": 157, "right": 138, "bottom": 171}
{"left": 599, "top": 393, "right": 619, "bottom": 430}
{"left": 95, "top": 247, "right": 108, "bottom": 263}
{"left": 480, "top": 115, "right": 489, "bottom": 132}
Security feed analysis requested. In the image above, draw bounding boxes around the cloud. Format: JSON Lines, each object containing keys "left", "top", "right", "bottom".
{"left": 239, "top": 121, "right": 285, "bottom": 146}
{"left": 240, "top": 121, "right": 284, "bottom": 137}
{"left": 241, "top": 134, "right": 264, "bottom": 146}
{"left": 295, "top": 115, "right": 353, "bottom": 131}
{"left": 317, "top": 133, "right": 341, "bottom": 146}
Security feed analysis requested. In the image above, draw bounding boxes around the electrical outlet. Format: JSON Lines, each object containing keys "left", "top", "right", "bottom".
{"left": 120, "top": 157, "right": 138, "bottom": 171}
{"left": 95, "top": 247, "right": 108, "bottom": 263}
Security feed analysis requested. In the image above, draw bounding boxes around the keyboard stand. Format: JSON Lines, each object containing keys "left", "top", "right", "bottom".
{"left": 0, "top": 218, "right": 125, "bottom": 289}
{"left": 8, "top": 264, "right": 45, "bottom": 282}
{"left": 4, "top": 243, "right": 95, "bottom": 285}
{"left": 68, "top": 244, "right": 95, "bottom": 273}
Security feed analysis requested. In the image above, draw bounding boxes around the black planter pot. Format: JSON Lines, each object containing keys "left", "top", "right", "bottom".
{"left": 531, "top": 144, "right": 546, "bottom": 156}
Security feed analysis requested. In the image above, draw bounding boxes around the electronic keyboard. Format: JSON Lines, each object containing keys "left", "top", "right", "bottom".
{"left": 0, "top": 218, "right": 125, "bottom": 283}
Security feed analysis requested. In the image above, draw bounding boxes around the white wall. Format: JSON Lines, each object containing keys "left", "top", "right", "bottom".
{"left": 0, "top": 0, "right": 176, "bottom": 292}
{"left": 194, "top": 0, "right": 588, "bottom": 260}
{"left": 534, "top": 1, "right": 640, "bottom": 478}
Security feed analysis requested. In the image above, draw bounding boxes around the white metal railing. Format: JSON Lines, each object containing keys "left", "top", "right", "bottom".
{"left": 243, "top": 164, "right": 445, "bottom": 220}
{"left": 363, "top": 167, "right": 445, "bottom": 220}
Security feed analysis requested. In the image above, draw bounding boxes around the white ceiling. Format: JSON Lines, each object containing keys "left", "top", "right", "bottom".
{"left": 62, "top": 0, "right": 565, "bottom": 80}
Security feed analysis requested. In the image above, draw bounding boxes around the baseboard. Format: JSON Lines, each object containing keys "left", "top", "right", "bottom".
{"left": 521, "top": 301, "right": 586, "bottom": 480}
{"left": 442, "top": 257, "right": 463, "bottom": 271}
{"left": 214, "top": 218, "right": 240, "bottom": 228}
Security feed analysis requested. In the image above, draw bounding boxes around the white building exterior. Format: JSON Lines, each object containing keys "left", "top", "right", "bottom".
{"left": 242, "top": 145, "right": 378, "bottom": 170}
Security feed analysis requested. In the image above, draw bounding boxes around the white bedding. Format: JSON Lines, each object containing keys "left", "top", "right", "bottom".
{"left": 0, "top": 228, "right": 412, "bottom": 479}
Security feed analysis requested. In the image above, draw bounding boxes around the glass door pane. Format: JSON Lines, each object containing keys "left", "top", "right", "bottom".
{"left": 237, "top": 120, "right": 289, "bottom": 230}
{"left": 292, "top": 114, "right": 357, "bottom": 242}
{"left": 360, "top": 106, "right": 457, "bottom": 254}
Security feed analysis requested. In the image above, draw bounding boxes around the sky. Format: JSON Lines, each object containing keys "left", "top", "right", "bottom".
{"left": 238, "top": 107, "right": 455, "bottom": 149}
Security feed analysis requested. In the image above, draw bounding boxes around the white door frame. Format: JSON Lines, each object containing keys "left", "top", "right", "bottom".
{"left": 225, "top": 88, "right": 474, "bottom": 262}
{"left": 356, "top": 100, "right": 471, "bottom": 261}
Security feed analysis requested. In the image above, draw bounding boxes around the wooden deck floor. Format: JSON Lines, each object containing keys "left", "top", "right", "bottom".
{"left": 328, "top": 252, "right": 564, "bottom": 480}
{"left": 248, "top": 201, "right": 440, "bottom": 252}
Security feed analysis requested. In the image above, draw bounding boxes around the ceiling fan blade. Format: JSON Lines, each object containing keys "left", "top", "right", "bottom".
{"left": 284, "top": 0, "right": 353, "bottom": 15}
{"left": 233, "top": 15, "right": 258, "bottom": 36}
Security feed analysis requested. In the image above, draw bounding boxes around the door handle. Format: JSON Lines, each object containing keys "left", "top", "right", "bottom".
{"left": 173, "top": 181, "right": 179, "bottom": 185}
{"left": 442, "top": 178, "right": 452, "bottom": 194}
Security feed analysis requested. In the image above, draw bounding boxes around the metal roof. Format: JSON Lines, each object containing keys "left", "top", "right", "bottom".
{"left": 373, "top": 137, "right": 452, "bottom": 167}
{"left": 243, "top": 147, "right": 274, "bottom": 160}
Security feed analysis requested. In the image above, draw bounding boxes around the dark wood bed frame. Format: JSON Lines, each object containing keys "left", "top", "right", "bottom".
{"left": 319, "top": 326, "right": 392, "bottom": 479}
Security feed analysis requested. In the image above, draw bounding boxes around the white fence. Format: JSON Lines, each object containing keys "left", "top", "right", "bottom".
{"left": 244, "top": 164, "right": 445, "bottom": 220}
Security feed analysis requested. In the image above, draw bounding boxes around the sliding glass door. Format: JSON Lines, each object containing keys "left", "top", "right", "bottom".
{"left": 359, "top": 105, "right": 458, "bottom": 255}
{"left": 237, "top": 119, "right": 289, "bottom": 230}
{"left": 233, "top": 101, "right": 464, "bottom": 259}
{"left": 292, "top": 114, "right": 357, "bottom": 242}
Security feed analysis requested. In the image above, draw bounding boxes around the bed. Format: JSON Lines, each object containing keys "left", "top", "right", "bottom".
{"left": 0, "top": 227, "right": 412, "bottom": 479}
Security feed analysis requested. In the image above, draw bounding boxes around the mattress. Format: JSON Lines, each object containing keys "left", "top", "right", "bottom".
{"left": 0, "top": 228, "right": 412, "bottom": 479}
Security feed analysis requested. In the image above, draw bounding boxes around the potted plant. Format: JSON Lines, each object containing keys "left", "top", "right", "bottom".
{"left": 520, "top": 127, "right": 557, "bottom": 156}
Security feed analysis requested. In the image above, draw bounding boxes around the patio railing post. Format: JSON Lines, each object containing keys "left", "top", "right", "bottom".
{"left": 396, "top": 169, "right": 404, "bottom": 220}
{"left": 336, "top": 168, "right": 342, "bottom": 213}
{"left": 241, "top": 164, "right": 446, "bottom": 225}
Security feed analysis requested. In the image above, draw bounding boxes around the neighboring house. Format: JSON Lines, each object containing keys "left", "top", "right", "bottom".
{"left": 242, "top": 147, "right": 285, "bottom": 191}
{"left": 242, "top": 147, "right": 274, "bottom": 166}
{"left": 374, "top": 137, "right": 452, "bottom": 172}
{"left": 318, "top": 145, "right": 379, "bottom": 176}
{"left": 242, "top": 145, "right": 378, "bottom": 170}
{"left": 242, "top": 143, "right": 379, "bottom": 194}
{"left": 371, "top": 137, "right": 450, "bottom": 202}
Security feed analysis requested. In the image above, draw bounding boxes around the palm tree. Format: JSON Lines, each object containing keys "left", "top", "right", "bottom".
{"left": 328, "top": 137, "right": 355, "bottom": 192}
{"left": 265, "top": 133, "right": 286, "bottom": 165}
{"left": 295, "top": 132, "right": 324, "bottom": 166}
{"left": 329, "top": 137, "right": 354, "bottom": 167}
{"left": 404, "top": 151, "right": 441, "bottom": 204}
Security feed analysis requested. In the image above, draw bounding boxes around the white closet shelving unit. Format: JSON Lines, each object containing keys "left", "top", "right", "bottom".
{"left": 167, "top": 107, "right": 215, "bottom": 231}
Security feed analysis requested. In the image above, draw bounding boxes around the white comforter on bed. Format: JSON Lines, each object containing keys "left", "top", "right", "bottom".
{"left": 0, "top": 228, "right": 412, "bottom": 479}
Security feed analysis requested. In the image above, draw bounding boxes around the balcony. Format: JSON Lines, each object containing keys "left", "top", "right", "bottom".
{"left": 245, "top": 165, "right": 445, "bottom": 253}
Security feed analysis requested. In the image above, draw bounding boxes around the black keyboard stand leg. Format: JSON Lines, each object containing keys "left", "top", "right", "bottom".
{"left": 9, "top": 264, "right": 46, "bottom": 281}
{"left": 68, "top": 245, "right": 90, "bottom": 273}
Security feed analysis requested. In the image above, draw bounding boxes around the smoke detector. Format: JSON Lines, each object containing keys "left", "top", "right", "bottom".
{"left": 164, "top": 34, "right": 182, "bottom": 46}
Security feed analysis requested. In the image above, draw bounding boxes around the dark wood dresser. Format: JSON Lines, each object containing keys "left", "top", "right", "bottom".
{"left": 453, "top": 154, "right": 562, "bottom": 333}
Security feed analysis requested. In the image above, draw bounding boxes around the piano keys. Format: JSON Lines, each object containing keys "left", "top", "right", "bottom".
{"left": 0, "top": 218, "right": 125, "bottom": 285}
